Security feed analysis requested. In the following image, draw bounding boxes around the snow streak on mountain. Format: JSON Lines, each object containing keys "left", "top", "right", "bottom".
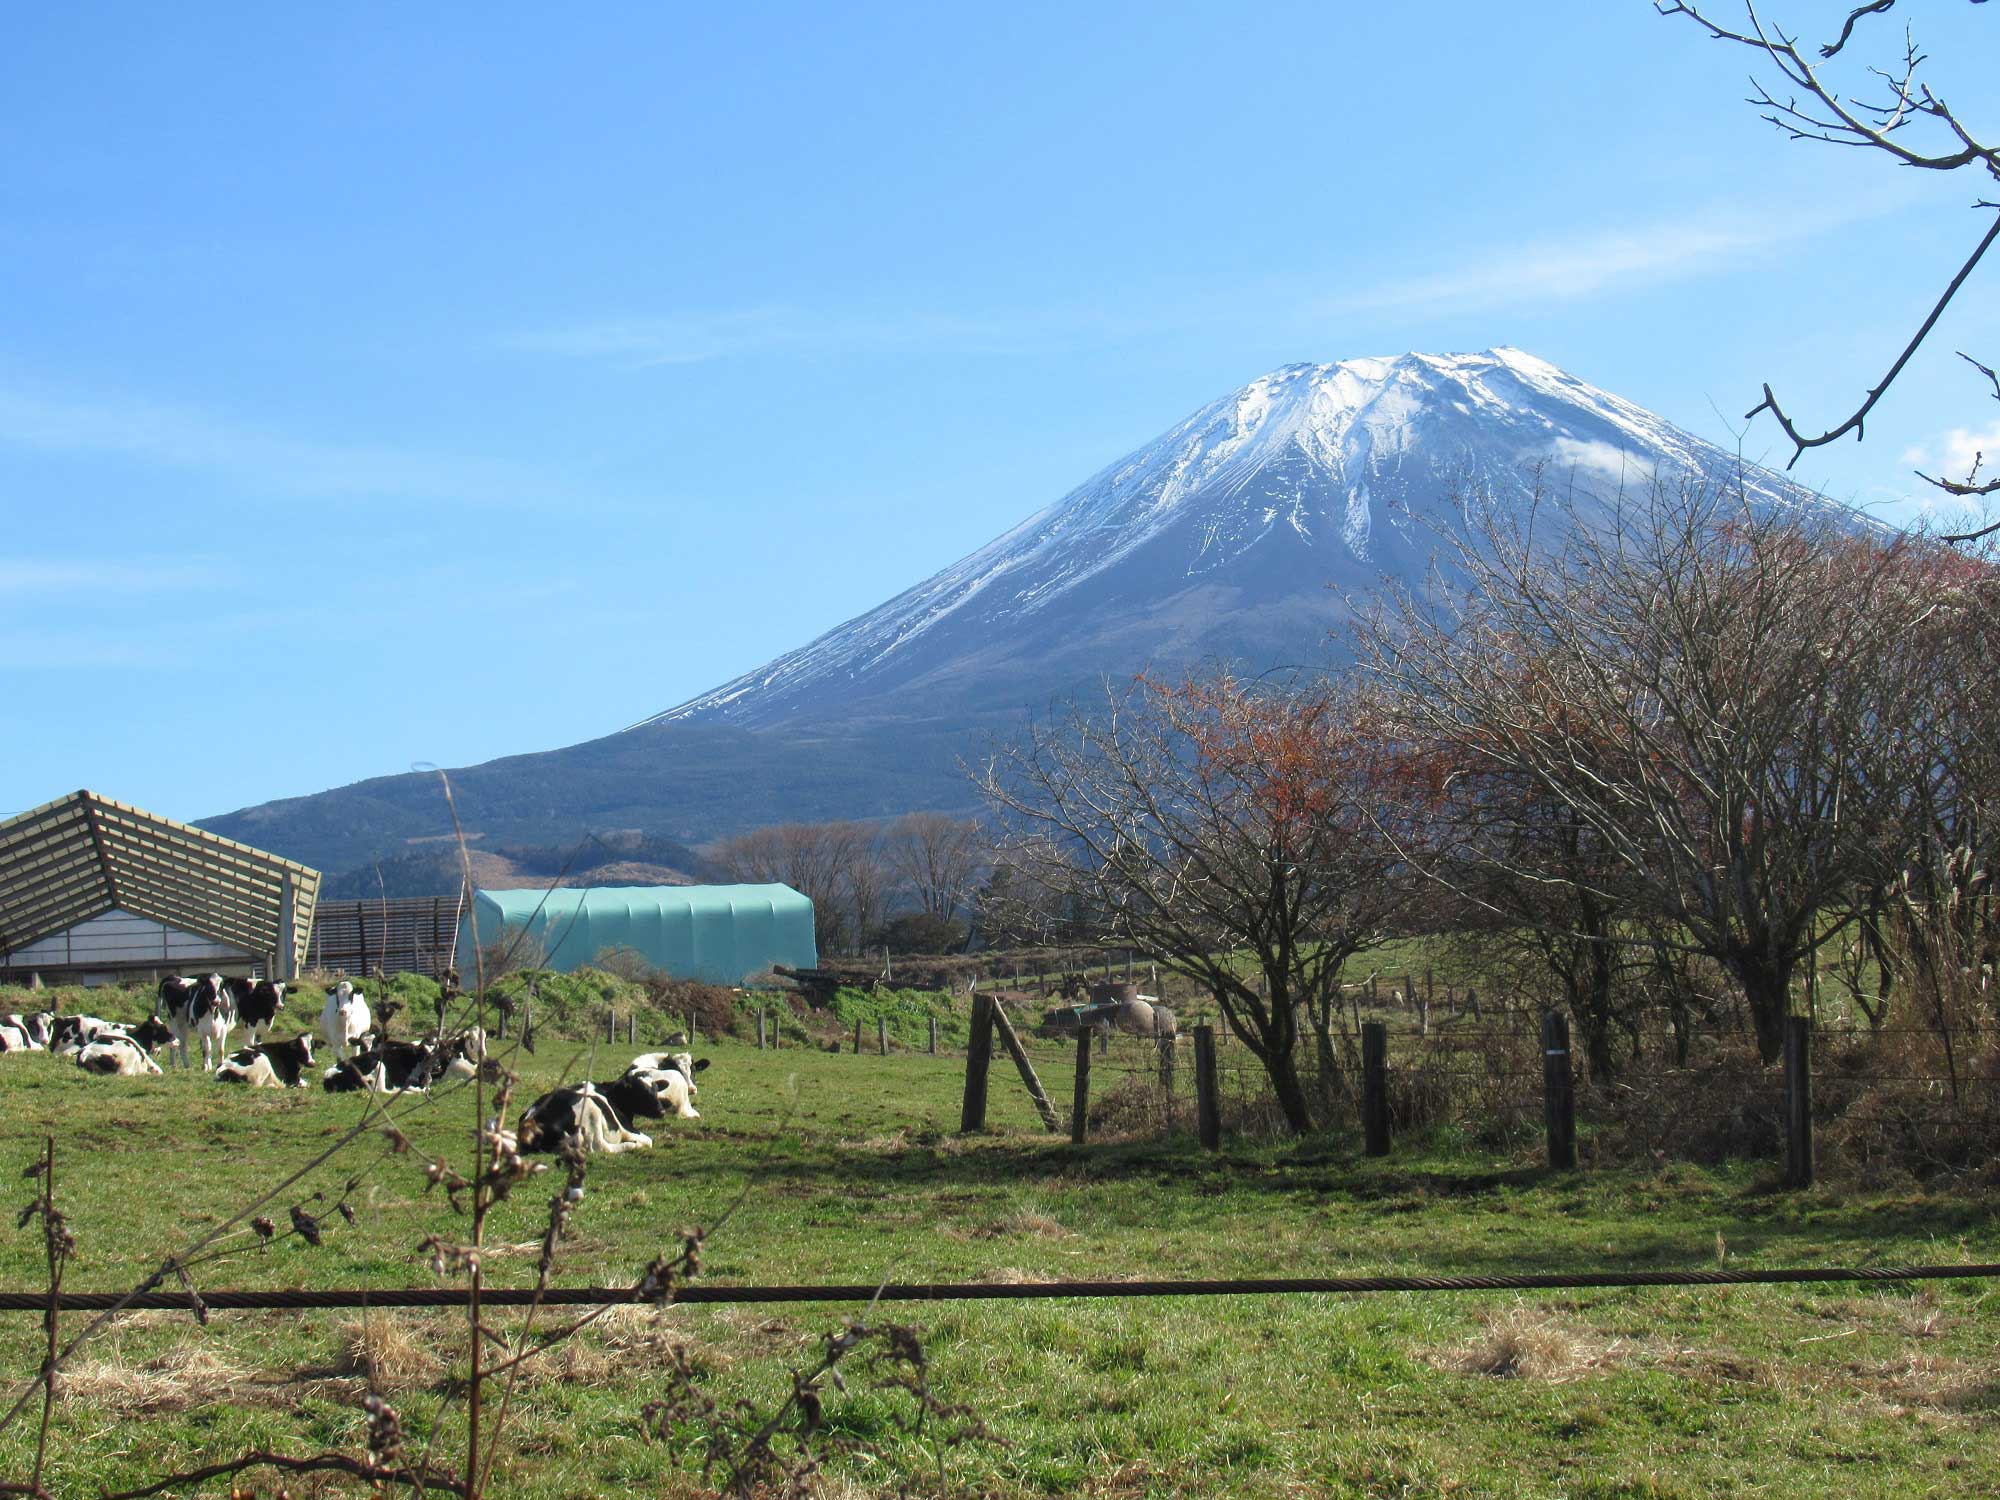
{"left": 640, "top": 348, "right": 1821, "bottom": 730}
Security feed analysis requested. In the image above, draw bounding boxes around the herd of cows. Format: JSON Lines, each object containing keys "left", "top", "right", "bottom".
{"left": 0, "top": 973, "right": 711, "bottom": 1157}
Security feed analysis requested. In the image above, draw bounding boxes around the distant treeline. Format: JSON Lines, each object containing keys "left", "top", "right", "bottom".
{"left": 320, "top": 829, "right": 715, "bottom": 900}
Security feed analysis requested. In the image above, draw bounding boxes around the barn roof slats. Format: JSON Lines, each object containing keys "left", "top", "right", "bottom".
{"left": 0, "top": 791, "right": 322, "bottom": 973}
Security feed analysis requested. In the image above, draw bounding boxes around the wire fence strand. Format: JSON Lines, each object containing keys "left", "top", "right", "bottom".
{"left": 2, "top": 1262, "right": 1997, "bottom": 1313}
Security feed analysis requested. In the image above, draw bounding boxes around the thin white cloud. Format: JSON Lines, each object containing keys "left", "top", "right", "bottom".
{"left": 1547, "top": 436, "right": 1658, "bottom": 487}
{"left": 1901, "top": 423, "right": 2000, "bottom": 484}
{"left": 517, "top": 201, "right": 1882, "bottom": 370}
{"left": 0, "top": 384, "right": 540, "bottom": 505}
{"left": 1320, "top": 209, "right": 1863, "bottom": 315}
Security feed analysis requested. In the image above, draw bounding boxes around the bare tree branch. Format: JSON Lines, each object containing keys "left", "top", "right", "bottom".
{"left": 1657, "top": 1, "right": 1999, "bottom": 518}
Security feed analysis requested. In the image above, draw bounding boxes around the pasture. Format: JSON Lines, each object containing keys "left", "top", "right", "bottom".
{"left": 0, "top": 1012, "right": 1995, "bottom": 1496}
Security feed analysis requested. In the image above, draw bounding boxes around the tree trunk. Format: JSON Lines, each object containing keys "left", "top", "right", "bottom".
{"left": 1732, "top": 949, "right": 1794, "bottom": 1065}
{"left": 1577, "top": 937, "right": 1619, "bottom": 1079}
{"left": 1265, "top": 1046, "right": 1315, "bottom": 1136}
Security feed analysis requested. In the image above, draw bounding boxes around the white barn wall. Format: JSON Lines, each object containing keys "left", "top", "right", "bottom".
{"left": 0, "top": 907, "right": 249, "bottom": 981}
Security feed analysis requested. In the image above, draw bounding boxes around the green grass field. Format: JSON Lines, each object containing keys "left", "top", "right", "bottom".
{"left": 0, "top": 1008, "right": 1994, "bottom": 1497}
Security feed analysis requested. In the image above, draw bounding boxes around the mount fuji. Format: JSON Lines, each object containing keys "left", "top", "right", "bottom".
{"left": 206, "top": 349, "right": 1845, "bottom": 876}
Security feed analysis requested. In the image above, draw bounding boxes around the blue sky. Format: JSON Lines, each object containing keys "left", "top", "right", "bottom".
{"left": 2, "top": 1, "right": 1993, "bottom": 822}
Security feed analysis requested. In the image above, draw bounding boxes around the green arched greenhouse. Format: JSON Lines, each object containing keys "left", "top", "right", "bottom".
{"left": 457, "top": 883, "right": 815, "bottom": 984}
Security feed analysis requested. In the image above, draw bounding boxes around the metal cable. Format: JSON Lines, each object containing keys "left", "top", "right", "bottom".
{"left": 1, "top": 1263, "right": 1994, "bottom": 1313}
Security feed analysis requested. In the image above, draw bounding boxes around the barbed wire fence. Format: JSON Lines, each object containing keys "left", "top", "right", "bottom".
{"left": 957, "top": 988, "right": 1999, "bottom": 1184}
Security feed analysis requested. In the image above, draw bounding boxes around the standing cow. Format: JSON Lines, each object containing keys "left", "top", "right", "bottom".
{"left": 222, "top": 977, "right": 287, "bottom": 1046}
{"left": 159, "top": 973, "right": 234, "bottom": 1070}
{"left": 320, "top": 981, "right": 372, "bottom": 1063}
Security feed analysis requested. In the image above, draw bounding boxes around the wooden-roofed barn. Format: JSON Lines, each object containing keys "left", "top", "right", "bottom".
{"left": 0, "top": 790, "right": 321, "bottom": 986}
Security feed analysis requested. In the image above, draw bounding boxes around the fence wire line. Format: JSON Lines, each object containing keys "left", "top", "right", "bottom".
{"left": 1, "top": 1263, "right": 1996, "bottom": 1313}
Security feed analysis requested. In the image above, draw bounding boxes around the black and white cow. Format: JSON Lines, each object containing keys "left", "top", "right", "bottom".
{"left": 320, "top": 981, "right": 372, "bottom": 1062}
{"left": 216, "top": 1034, "right": 317, "bottom": 1088}
{"left": 435, "top": 1028, "right": 488, "bottom": 1082}
{"left": 76, "top": 1036, "right": 164, "bottom": 1077}
{"left": 48, "top": 1015, "right": 123, "bottom": 1054}
{"left": 626, "top": 1051, "right": 707, "bottom": 1118}
{"left": 222, "top": 977, "right": 287, "bottom": 1045}
{"left": 0, "top": 1020, "right": 39, "bottom": 1053}
{"left": 159, "top": 973, "right": 233, "bottom": 1069}
{"left": 2, "top": 1013, "right": 55, "bottom": 1050}
{"left": 321, "top": 1037, "right": 439, "bottom": 1094}
{"left": 516, "top": 1067, "right": 691, "bottom": 1154}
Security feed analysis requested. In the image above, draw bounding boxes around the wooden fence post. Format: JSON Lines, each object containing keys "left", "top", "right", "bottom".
{"left": 928, "top": 1015, "right": 938, "bottom": 1056}
{"left": 878, "top": 1015, "right": 889, "bottom": 1056}
{"left": 991, "top": 999, "right": 1061, "bottom": 1132}
{"left": 1071, "top": 1028, "right": 1092, "bottom": 1145}
{"left": 606, "top": 1008, "right": 616, "bottom": 1043}
{"left": 853, "top": 1018, "right": 863, "bottom": 1055}
{"left": 1194, "top": 1025, "right": 1220, "bottom": 1149}
{"left": 757, "top": 1008, "right": 767, "bottom": 1050}
{"left": 1157, "top": 1034, "right": 1175, "bottom": 1095}
{"left": 960, "top": 994, "right": 994, "bottom": 1132}
{"left": 1542, "top": 1010, "right": 1577, "bottom": 1171}
{"left": 628, "top": 1013, "right": 637, "bottom": 1046}
{"left": 1784, "top": 1014, "right": 1813, "bottom": 1188}
{"left": 1362, "top": 1021, "right": 1391, "bottom": 1157}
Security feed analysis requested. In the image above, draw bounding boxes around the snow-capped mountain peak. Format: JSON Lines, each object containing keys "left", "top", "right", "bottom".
{"left": 638, "top": 349, "right": 1819, "bottom": 731}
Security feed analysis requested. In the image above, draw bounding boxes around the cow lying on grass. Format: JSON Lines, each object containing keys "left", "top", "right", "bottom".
{"left": 76, "top": 1035, "right": 164, "bottom": 1077}
{"left": 60, "top": 1015, "right": 175, "bottom": 1065}
{"left": 514, "top": 1059, "right": 707, "bottom": 1155}
{"left": 323, "top": 1038, "right": 438, "bottom": 1094}
{"left": 216, "top": 1034, "right": 317, "bottom": 1088}
{"left": 48, "top": 1015, "right": 128, "bottom": 1053}
{"left": 321, "top": 1027, "right": 489, "bottom": 1093}
{"left": 0, "top": 1012, "right": 56, "bottom": 1051}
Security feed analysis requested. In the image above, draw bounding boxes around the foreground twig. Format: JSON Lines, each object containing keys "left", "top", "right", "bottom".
{"left": 100, "top": 1449, "right": 467, "bottom": 1500}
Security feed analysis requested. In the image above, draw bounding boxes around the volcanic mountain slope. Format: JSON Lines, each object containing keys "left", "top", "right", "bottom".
{"left": 206, "top": 349, "right": 1846, "bottom": 877}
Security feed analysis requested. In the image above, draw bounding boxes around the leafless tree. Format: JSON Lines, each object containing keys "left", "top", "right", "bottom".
{"left": 839, "top": 822, "right": 890, "bottom": 954}
{"left": 978, "top": 673, "right": 1409, "bottom": 1134}
{"left": 1657, "top": 1, "right": 2000, "bottom": 534}
{"left": 712, "top": 820, "right": 889, "bottom": 957}
{"left": 1416, "top": 769, "right": 1649, "bottom": 1078}
{"left": 1358, "top": 476, "right": 1933, "bottom": 1063}
{"left": 882, "top": 812, "right": 989, "bottom": 924}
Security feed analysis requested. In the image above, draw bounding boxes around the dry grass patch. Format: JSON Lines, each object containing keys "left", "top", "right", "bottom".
{"left": 1443, "top": 1304, "right": 1619, "bottom": 1383}
{"left": 979, "top": 1204, "right": 1069, "bottom": 1240}
{"left": 330, "top": 1312, "right": 447, "bottom": 1393}
{"left": 61, "top": 1341, "right": 252, "bottom": 1414}
{"left": 1894, "top": 1287, "right": 1953, "bottom": 1340}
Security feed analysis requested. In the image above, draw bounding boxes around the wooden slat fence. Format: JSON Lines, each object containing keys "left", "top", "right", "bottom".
{"left": 307, "top": 897, "right": 460, "bottom": 978}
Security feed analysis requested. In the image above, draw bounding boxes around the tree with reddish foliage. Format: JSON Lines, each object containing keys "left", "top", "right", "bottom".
{"left": 978, "top": 672, "right": 1411, "bottom": 1134}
